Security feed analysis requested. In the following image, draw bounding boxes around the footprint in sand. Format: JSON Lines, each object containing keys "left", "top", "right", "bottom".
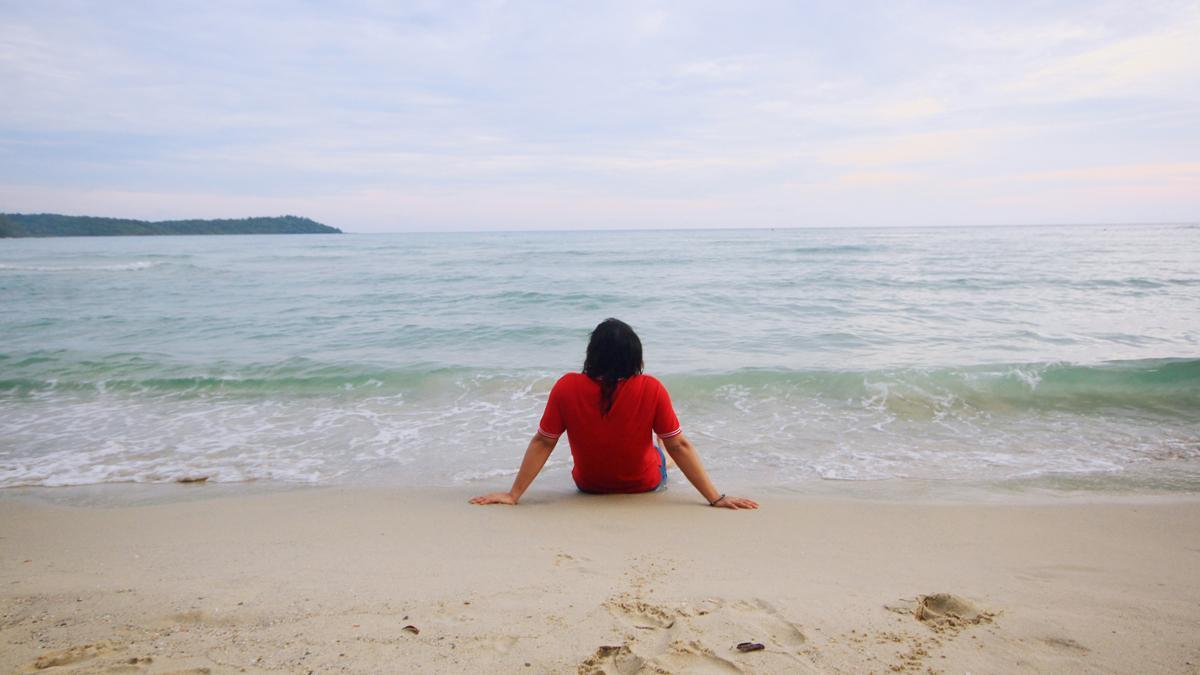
{"left": 621, "top": 556, "right": 677, "bottom": 592}
{"left": 879, "top": 593, "right": 997, "bottom": 671}
{"left": 578, "top": 644, "right": 645, "bottom": 675}
{"left": 1041, "top": 636, "right": 1089, "bottom": 653}
{"left": 160, "top": 609, "right": 237, "bottom": 629}
{"left": 492, "top": 635, "right": 519, "bottom": 653}
{"left": 687, "top": 598, "right": 808, "bottom": 654}
{"left": 605, "top": 596, "right": 678, "bottom": 630}
{"left": 912, "top": 593, "right": 994, "bottom": 630}
{"left": 605, "top": 595, "right": 810, "bottom": 647}
{"left": 886, "top": 593, "right": 995, "bottom": 634}
{"left": 553, "top": 552, "right": 598, "bottom": 575}
{"left": 652, "top": 640, "right": 742, "bottom": 673}
{"left": 99, "top": 657, "right": 154, "bottom": 674}
{"left": 554, "top": 553, "right": 582, "bottom": 567}
{"left": 598, "top": 595, "right": 810, "bottom": 673}
{"left": 578, "top": 641, "right": 740, "bottom": 675}
{"left": 28, "top": 642, "right": 113, "bottom": 670}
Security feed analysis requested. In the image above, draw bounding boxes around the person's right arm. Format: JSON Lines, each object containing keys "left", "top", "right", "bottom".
{"left": 469, "top": 432, "right": 558, "bottom": 506}
{"left": 661, "top": 433, "right": 758, "bottom": 510}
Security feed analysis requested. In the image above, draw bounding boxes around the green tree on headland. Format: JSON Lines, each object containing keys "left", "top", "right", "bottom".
{"left": 0, "top": 213, "right": 18, "bottom": 238}
{"left": 0, "top": 213, "right": 342, "bottom": 237}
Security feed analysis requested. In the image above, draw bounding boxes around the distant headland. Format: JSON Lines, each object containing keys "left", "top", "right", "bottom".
{"left": 0, "top": 213, "right": 342, "bottom": 237}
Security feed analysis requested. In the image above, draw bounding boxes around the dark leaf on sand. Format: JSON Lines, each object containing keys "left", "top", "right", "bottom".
{"left": 736, "top": 642, "right": 765, "bottom": 652}
{"left": 402, "top": 625, "right": 420, "bottom": 635}
{"left": 176, "top": 476, "right": 209, "bottom": 484}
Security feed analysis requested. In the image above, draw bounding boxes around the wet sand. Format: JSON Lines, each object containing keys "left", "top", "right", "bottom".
{"left": 2, "top": 486, "right": 1199, "bottom": 673}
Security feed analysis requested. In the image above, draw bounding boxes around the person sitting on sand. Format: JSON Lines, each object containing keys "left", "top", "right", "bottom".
{"left": 470, "top": 318, "right": 758, "bottom": 510}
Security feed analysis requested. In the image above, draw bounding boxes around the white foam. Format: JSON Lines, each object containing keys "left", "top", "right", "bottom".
{"left": 2, "top": 371, "right": 1198, "bottom": 491}
{"left": 452, "top": 467, "right": 519, "bottom": 482}
{"left": 0, "top": 261, "right": 165, "bottom": 272}
{"left": 1008, "top": 366, "right": 1044, "bottom": 389}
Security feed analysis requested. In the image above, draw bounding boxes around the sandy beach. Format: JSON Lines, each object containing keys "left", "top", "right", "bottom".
{"left": 1, "top": 486, "right": 1198, "bottom": 674}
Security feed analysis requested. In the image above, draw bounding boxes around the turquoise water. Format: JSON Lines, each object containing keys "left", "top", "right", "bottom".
{"left": 1, "top": 225, "right": 1198, "bottom": 493}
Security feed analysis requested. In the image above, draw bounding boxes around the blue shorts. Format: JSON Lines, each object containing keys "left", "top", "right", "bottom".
{"left": 654, "top": 444, "right": 669, "bottom": 491}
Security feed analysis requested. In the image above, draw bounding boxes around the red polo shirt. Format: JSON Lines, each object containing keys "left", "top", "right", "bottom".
{"left": 537, "top": 373, "right": 682, "bottom": 493}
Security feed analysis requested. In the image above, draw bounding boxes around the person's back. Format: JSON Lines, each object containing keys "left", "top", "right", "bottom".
{"left": 538, "top": 372, "right": 680, "bottom": 493}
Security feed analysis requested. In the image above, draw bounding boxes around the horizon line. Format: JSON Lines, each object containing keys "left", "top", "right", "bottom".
{"left": 341, "top": 221, "right": 1199, "bottom": 235}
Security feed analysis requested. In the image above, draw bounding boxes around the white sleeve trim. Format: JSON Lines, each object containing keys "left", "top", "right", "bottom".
{"left": 657, "top": 426, "right": 683, "bottom": 439}
{"left": 537, "top": 426, "right": 563, "bottom": 439}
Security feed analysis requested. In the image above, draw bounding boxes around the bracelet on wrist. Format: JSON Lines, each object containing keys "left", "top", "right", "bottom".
{"left": 709, "top": 493, "right": 726, "bottom": 506}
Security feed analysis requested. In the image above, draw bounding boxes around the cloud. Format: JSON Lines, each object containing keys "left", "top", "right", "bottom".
{"left": 1011, "top": 162, "right": 1200, "bottom": 184}
{"left": 677, "top": 56, "right": 755, "bottom": 79}
{"left": 632, "top": 9, "right": 669, "bottom": 38}
{"left": 0, "top": 1, "right": 1197, "bottom": 230}
{"left": 1003, "top": 19, "right": 1200, "bottom": 101}
{"left": 872, "top": 97, "right": 947, "bottom": 122}
{"left": 820, "top": 128, "right": 1015, "bottom": 167}
{"left": 947, "top": 20, "right": 1108, "bottom": 52}
{"left": 832, "top": 170, "right": 925, "bottom": 187}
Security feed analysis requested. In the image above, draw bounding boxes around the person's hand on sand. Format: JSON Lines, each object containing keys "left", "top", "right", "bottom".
{"left": 711, "top": 495, "right": 759, "bottom": 509}
{"left": 470, "top": 491, "right": 518, "bottom": 505}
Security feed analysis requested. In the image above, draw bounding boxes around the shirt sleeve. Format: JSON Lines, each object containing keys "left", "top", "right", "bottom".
{"left": 537, "top": 378, "right": 566, "bottom": 439}
{"left": 652, "top": 379, "right": 682, "bottom": 439}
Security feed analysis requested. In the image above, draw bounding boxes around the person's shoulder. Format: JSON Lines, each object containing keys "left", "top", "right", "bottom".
{"left": 637, "top": 373, "right": 667, "bottom": 391}
{"left": 553, "top": 372, "right": 588, "bottom": 389}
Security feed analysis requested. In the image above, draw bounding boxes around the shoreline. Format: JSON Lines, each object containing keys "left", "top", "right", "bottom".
{"left": 5, "top": 475, "right": 1200, "bottom": 509}
{"left": 3, "top": 486, "right": 1199, "bottom": 673}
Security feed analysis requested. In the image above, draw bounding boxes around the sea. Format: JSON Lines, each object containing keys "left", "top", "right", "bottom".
{"left": 2, "top": 224, "right": 1198, "bottom": 498}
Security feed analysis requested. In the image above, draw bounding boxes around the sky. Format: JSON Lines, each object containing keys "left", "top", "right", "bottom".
{"left": 1, "top": 1, "right": 1198, "bottom": 232}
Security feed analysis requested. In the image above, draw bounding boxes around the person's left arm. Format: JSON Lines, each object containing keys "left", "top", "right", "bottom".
{"left": 469, "top": 432, "right": 559, "bottom": 505}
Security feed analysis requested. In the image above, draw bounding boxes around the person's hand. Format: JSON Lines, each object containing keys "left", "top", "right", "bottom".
{"left": 470, "top": 492, "right": 518, "bottom": 506}
{"left": 712, "top": 495, "right": 758, "bottom": 510}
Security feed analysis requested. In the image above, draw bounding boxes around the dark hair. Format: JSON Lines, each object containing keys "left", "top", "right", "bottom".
{"left": 582, "top": 318, "right": 644, "bottom": 416}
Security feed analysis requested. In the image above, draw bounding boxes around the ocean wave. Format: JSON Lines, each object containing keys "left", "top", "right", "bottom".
{"left": 2, "top": 352, "right": 1196, "bottom": 417}
{"left": 803, "top": 275, "right": 1200, "bottom": 291}
{"left": 0, "top": 354, "right": 483, "bottom": 397}
{"left": 2, "top": 354, "right": 1197, "bottom": 491}
{"left": 667, "top": 359, "right": 1200, "bottom": 418}
{"left": 788, "top": 244, "right": 879, "bottom": 254}
{"left": 0, "top": 261, "right": 166, "bottom": 272}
